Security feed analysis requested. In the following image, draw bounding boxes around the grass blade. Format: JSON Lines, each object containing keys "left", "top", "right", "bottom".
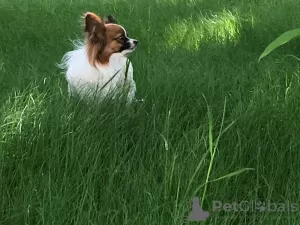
{"left": 259, "top": 28, "right": 300, "bottom": 61}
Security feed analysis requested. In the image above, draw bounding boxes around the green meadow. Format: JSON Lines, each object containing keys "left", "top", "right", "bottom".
{"left": 1, "top": 0, "right": 300, "bottom": 224}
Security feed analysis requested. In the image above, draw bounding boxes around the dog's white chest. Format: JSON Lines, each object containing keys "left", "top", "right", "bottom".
{"left": 62, "top": 48, "right": 135, "bottom": 101}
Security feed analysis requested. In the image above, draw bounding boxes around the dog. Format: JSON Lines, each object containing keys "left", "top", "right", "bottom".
{"left": 59, "top": 12, "right": 138, "bottom": 103}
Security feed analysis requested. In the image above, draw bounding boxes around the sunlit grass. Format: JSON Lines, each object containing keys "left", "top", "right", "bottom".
{"left": 165, "top": 9, "right": 241, "bottom": 50}
{"left": 1, "top": 88, "right": 46, "bottom": 140}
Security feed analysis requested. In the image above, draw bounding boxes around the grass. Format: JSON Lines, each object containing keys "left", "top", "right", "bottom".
{"left": 1, "top": 0, "right": 300, "bottom": 224}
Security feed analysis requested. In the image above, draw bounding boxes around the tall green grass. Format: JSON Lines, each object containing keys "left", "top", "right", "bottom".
{"left": 1, "top": 0, "right": 300, "bottom": 224}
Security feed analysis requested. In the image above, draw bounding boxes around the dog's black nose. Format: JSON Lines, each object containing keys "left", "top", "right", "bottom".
{"left": 133, "top": 40, "right": 138, "bottom": 45}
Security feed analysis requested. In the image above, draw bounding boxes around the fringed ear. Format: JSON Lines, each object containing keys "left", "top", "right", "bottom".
{"left": 84, "top": 12, "right": 106, "bottom": 43}
{"left": 83, "top": 12, "right": 107, "bottom": 65}
{"left": 104, "top": 15, "right": 117, "bottom": 24}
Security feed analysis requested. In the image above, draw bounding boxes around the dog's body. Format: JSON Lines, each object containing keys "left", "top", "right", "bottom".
{"left": 60, "top": 42, "right": 136, "bottom": 101}
{"left": 59, "top": 13, "right": 138, "bottom": 102}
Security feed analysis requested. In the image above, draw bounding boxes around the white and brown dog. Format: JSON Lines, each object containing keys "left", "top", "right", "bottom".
{"left": 59, "top": 12, "right": 138, "bottom": 103}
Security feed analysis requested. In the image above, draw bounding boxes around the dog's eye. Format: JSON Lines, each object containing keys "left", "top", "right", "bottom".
{"left": 117, "top": 36, "right": 124, "bottom": 40}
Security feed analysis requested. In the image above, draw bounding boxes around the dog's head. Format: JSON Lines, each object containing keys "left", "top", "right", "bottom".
{"left": 83, "top": 12, "right": 138, "bottom": 66}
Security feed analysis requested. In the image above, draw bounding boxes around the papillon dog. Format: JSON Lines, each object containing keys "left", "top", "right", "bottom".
{"left": 59, "top": 12, "right": 138, "bottom": 103}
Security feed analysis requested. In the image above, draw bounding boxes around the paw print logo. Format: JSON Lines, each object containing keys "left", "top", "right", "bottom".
{"left": 186, "top": 197, "right": 210, "bottom": 222}
{"left": 256, "top": 201, "right": 266, "bottom": 212}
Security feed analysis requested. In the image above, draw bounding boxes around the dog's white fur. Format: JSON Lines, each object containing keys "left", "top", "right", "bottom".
{"left": 59, "top": 41, "right": 136, "bottom": 103}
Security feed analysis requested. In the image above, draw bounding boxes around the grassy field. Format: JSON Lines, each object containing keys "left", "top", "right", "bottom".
{"left": 1, "top": 0, "right": 300, "bottom": 224}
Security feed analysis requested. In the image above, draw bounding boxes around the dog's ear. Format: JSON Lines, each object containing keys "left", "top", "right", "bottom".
{"left": 104, "top": 15, "right": 117, "bottom": 24}
{"left": 83, "top": 12, "right": 106, "bottom": 43}
{"left": 83, "top": 12, "right": 107, "bottom": 65}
